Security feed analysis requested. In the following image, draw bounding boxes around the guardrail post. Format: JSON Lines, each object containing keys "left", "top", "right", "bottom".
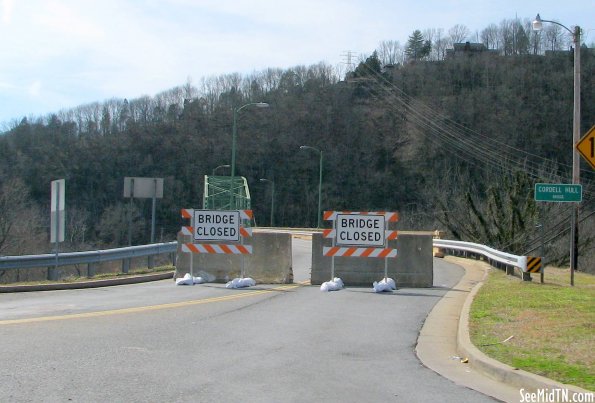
{"left": 522, "top": 272, "right": 532, "bottom": 282}
{"left": 88, "top": 263, "right": 96, "bottom": 278}
{"left": 47, "top": 267, "right": 59, "bottom": 281}
{"left": 122, "top": 258, "right": 130, "bottom": 274}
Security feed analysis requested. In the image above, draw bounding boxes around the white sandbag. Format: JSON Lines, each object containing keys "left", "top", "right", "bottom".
{"left": 225, "top": 277, "right": 256, "bottom": 289}
{"left": 320, "top": 277, "right": 344, "bottom": 292}
{"left": 175, "top": 273, "right": 206, "bottom": 285}
{"left": 373, "top": 277, "right": 396, "bottom": 293}
{"left": 195, "top": 271, "right": 216, "bottom": 283}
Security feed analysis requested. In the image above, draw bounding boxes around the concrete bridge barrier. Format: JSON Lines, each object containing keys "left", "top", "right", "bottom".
{"left": 310, "top": 231, "right": 434, "bottom": 287}
{"left": 175, "top": 231, "right": 293, "bottom": 284}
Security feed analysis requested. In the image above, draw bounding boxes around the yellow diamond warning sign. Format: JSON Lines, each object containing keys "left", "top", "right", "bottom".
{"left": 577, "top": 125, "right": 595, "bottom": 170}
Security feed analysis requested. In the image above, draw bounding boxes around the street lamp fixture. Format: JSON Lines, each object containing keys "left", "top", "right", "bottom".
{"left": 229, "top": 102, "right": 270, "bottom": 209}
{"left": 300, "top": 145, "right": 323, "bottom": 228}
{"left": 259, "top": 178, "right": 275, "bottom": 227}
{"left": 532, "top": 14, "right": 581, "bottom": 285}
{"left": 212, "top": 164, "right": 230, "bottom": 176}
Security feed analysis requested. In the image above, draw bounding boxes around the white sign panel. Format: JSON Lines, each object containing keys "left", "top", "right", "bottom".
{"left": 193, "top": 210, "right": 240, "bottom": 242}
{"left": 336, "top": 214, "right": 385, "bottom": 247}
{"left": 50, "top": 179, "right": 65, "bottom": 243}
{"left": 51, "top": 179, "right": 65, "bottom": 212}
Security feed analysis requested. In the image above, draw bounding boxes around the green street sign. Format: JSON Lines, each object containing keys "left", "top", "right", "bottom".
{"left": 534, "top": 183, "right": 582, "bottom": 202}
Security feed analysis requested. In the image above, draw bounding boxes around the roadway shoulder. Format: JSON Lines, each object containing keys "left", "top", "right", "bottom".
{"left": 416, "top": 257, "right": 519, "bottom": 401}
{"left": 0, "top": 271, "right": 174, "bottom": 293}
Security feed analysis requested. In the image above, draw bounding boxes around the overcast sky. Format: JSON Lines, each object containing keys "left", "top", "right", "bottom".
{"left": 0, "top": 0, "right": 592, "bottom": 127}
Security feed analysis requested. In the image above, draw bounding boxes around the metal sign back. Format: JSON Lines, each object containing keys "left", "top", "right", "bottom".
{"left": 123, "top": 177, "right": 164, "bottom": 198}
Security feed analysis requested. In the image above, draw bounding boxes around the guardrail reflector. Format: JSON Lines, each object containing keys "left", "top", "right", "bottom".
{"left": 526, "top": 256, "right": 542, "bottom": 273}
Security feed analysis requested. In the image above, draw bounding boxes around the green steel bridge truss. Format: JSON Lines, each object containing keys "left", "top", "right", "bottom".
{"left": 203, "top": 175, "right": 251, "bottom": 212}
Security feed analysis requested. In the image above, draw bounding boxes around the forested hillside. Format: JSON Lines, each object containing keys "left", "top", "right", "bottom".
{"left": 1, "top": 26, "right": 593, "bottom": 270}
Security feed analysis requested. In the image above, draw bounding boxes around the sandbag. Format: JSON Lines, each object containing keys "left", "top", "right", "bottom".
{"left": 373, "top": 277, "right": 396, "bottom": 293}
{"left": 175, "top": 273, "right": 206, "bottom": 285}
{"left": 225, "top": 277, "right": 256, "bottom": 289}
{"left": 320, "top": 277, "right": 344, "bottom": 292}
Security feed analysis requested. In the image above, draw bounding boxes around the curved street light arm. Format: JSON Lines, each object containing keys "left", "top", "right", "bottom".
{"left": 532, "top": 14, "right": 574, "bottom": 36}
{"left": 237, "top": 102, "right": 270, "bottom": 113}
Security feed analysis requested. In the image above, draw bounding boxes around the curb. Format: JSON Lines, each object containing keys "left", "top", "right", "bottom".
{"left": 457, "top": 264, "right": 593, "bottom": 395}
{"left": 0, "top": 271, "right": 174, "bottom": 293}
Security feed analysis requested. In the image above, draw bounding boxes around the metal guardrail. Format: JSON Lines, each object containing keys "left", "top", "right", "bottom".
{"left": 433, "top": 239, "right": 527, "bottom": 272}
{"left": 0, "top": 242, "right": 177, "bottom": 271}
{"left": 0, "top": 237, "right": 525, "bottom": 273}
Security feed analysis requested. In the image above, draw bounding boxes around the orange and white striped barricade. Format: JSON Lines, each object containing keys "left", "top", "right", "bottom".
{"left": 322, "top": 246, "right": 397, "bottom": 258}
{"left": 181, "top": 243, "right": 253, "bottom": 255}
{"left": 322, "top": 211, "right": 399, "bottom": 284}
{"left": 180, "top": 209, "right": 254, "bottom": 280}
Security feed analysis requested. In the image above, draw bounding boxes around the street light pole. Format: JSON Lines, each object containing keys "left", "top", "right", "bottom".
{"left": 300, "top": 145, "right": 323, "bottom": 228}
{"left": 533, "top": 14, "right": 581, "bottom": 285}
{"left": 259, "top": 178, "right": 275, "bottom": 226}
{"left": 229, "top": 102, "right": 269, "bottom": 210}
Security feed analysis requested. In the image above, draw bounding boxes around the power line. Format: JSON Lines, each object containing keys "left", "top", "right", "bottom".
{"left": 353, "top": 62, "right": 594, "bottom": 198}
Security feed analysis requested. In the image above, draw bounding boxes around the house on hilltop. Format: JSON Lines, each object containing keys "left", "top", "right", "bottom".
{"left": 446, "top": 42, "right": 498, "bottom": 58}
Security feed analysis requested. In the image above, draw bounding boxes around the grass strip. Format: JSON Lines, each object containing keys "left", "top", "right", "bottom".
{"left": 469, "top": 266, "right": 594, "bottom": 391}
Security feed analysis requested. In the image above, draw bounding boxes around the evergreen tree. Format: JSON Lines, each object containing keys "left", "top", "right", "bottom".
{"left": 405, "top": 30, "right": 431, "bottom": 61}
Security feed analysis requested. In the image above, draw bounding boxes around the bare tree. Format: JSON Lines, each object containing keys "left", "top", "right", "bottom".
{"left": 129, "top": 95, "right": 155, "bottom": 124}
{"left": 544, "top": 24, "right": 565, "bottom": 51}
{"left": 0, "top": 178, "right": 45, "bottom": 255}
{"left": 308, "top": 62, "right": 339, "bottom": 85}
{"left": 97, "top": 203, "right": 146, "bottom": 246}
{"left": 431, "top": 28, "right": 449, "bottom": 60}
{"left": 423, "top": 29, "right": 446, "bottom": 61}
{"left": 377, "top": 40, "right": 405, "bottom": 65}
{"left": 480, "top": 23, "right": 500, "bottom": 50}
{"left": 499, "top": 19, "right": 515, "bottom": 55}
{"left": 434, "top": 170, "right": 538, "bottom": 254}
{"left": 66, "top": 206, "right": 89, "bottom": 249}
{"left": 0, "top": 178, "right": 25, "bottom": 254}
{"left": 448, "top": 24, "right": 470, "bottom": 44}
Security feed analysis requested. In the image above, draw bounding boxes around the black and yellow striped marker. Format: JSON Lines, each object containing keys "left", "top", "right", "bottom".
{"left": 527, "top": 256, "right": 542, "bottom": 273}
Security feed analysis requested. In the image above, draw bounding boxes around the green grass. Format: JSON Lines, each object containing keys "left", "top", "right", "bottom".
{"left": 469, "top": 266, "right": 595, "bottom": 391}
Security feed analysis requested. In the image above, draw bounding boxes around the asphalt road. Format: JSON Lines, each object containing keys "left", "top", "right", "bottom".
{"left": 0, "top": 238, "right": 496, "bottom": 402}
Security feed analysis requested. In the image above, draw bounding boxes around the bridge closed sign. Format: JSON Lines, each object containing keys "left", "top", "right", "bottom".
{"left": 193, "top": 210, "right": 240, "bottom": 241}
{"left": 336, "top": 214, "right": 385, "bottom": 247}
